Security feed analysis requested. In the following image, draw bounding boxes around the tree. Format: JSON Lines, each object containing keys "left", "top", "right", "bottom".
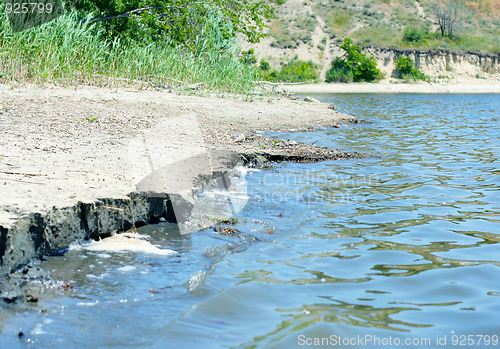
{"left": 326, "top": 38, "right": 381, "bottom": 83}
{"left": 72, "top": 0, "right": 274, "bottom": 46}
{"left": 435, "top": 0, "right": 461, "bottom": 38}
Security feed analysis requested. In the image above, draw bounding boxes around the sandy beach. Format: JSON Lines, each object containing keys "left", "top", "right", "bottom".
{"left": 0, "top": 84, "right": 356, "bottom": 215}
{"left": 0, "top": 84, "right": 356, "bottom": 276}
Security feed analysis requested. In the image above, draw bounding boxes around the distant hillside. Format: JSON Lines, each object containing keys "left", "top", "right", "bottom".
{"left": 241, "top": 0, "right": 499, "bottom": 78}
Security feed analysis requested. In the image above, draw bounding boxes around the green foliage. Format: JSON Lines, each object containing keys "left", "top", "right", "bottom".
{"left": 394, "top": 55, "right": 428, "bottom": 81}
{"left": 394, "top": 56, "right": 415, "bottom": 75}
{"left": 0, "top": 9, "right": 258, "bottom": 92}
{"left": 326, "top": 38, "right": 381, "bottom": 83}
{"left": 73, "top": 0, "right": 275, "bottom": 47}
{"left": 259, "top": 60, "right": 270, "bottom": 71}
{"left": 403, "top": 26, "right": 428, "bottom": 43}
{"left": 326, "top": 60, "right": 353, "bottom": 83}
{"left": 277, "top": 58, "right": 319, "bottom": 82}
{"left": 239, "top": 49, "right": 257, "bottom": 65}
{"left": 259, "top": 57, "right": 319, "bottom": 82}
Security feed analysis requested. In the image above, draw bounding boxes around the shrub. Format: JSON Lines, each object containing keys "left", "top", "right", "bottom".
{"left": 394, "top": 56, "right": 428, "bottom": 81}
{"left": 403, "top": 26, "right": 428, "bottom": 44}
{"left": 239, "top": 49, "right": 257, "bottom": 65}
{"left": 326, "top": 38, "right": 381, "bottom": 83}
{"left": 394, "top": 56, "right": 414, "bottom": 75}
{"left": 259, "top": 60, "right": 270, "bottom": 71}
{"left": 260, "top": 57, "right": 319, "bottom": 82}
{"left": 326, "top": 60, "right": 353, "bottom": 83}
{"left": 277, "top": 58, "right": 319, "bottom": 82}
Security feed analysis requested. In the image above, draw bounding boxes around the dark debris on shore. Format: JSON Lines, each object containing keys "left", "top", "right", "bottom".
{"left": 228, "top": 133, "right": 367, "bottom": 166}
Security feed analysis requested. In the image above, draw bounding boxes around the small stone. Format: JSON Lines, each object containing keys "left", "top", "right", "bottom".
{"left": 25, "top": 294, "right": 39, "bottom": 303}
{"left": 234, "top": 133, "right": 245, "bottom": 143}
{"left": 214, "top": 226, "right": 240, "bottom": 236}
{"left": 304, "top": 96, "right": 321, "bottom": 103}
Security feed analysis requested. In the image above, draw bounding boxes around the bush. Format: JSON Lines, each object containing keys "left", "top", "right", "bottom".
{"left": 239, "top": 49, "right": 257, "bottom": 65}
{"left": 276, "top": 58, "right": 319, "bottom": 82}
{"left": 403, "top": 26, "right": 428, "bottom": 44}
{"left": 326, "top": 60, "right": 353, "bottom": 82}
{"left": 260, "top": 57, "right": 319, "bottom": 82}
{"left": 259, "top": 60, "right": 270, "bottom": 71}
{"left": 394, "top": 56, "right": 428, "bottom": 81}
{"left": 394, "top": 56, "right": 414, "bottom": 75}
{"left": 326, "top": 38, "right": 381, "bottom": 82}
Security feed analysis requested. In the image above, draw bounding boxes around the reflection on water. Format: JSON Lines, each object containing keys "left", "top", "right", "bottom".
{"left": 1, "top": 94, "right": 499, "bottom": 348}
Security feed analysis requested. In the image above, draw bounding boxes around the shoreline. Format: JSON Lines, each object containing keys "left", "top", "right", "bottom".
{"left": 285, "top": 79, "right": 500, "bottom": 94}
{"left": 0, "top": 84, "right": 357, "bottom": 286}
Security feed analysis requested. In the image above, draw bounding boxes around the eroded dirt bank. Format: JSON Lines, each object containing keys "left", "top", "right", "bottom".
{"left": 0, "top": 85, "right": 358, "bottom": 287}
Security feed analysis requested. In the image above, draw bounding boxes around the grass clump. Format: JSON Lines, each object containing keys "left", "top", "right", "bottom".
{"left": 394, "top": 55, "right": 428, "bottom": 81}
{"left": 325, "top": 9, "right": 353, "bottom": 38}
{"left": 403, "top": 26, "right": 429, "bottom": 44}
{"left": 326, "top": 38, "right": 382, "bottom": 83}
{"left": 0, "top": 8, "right": 258, "bottom": 92}
{"left": 277, "top": 58, "right": 319, "bottom": 82}
{"left": 269, "top": 15, "right": 314, "bottom": 49}
{"left": 260, "top": 56, "right": 319, "bottom": 83}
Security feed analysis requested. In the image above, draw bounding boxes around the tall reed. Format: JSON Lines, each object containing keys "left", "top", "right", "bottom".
{"left": 0, "top": 9, "right": 257, "bottom": 92}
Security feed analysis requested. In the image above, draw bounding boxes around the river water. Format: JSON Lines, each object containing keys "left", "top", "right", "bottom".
{"left": 1, "top": 93, "right": 499, "bottom": 348}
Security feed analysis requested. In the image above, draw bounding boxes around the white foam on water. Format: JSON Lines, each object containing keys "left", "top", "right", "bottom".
{"left": 74, "top": 233, "right": 177, "bottom": 256}
{"left": 76, "top": 301, "right": 99, "bottom": 307}
{"left": 117, "top": 265, "right": 136, "bottom": 272}
{"left": 188, "top": 270, "right": 207, "bottom": 292}
{"left": 234, "top": 165, "right": 260, "bottom": 175}
{"left": 32, "top": 323, "right": 47, "bottom": 335}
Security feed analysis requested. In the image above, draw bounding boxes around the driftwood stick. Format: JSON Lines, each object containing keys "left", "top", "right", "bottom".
{"left": 95, "top": 75, "right": 185, "bottom": 87}
{"left": 0, "top": 170, "right": 44, "bottom": 177}
{"left": 146, "top": 75, "right": 185, "bottom": 85}
{"left": 251, "top": 81, "right": 304, "bottom": 86}
{"left": 0, "top": 177, "right": 45, "bottom": 185}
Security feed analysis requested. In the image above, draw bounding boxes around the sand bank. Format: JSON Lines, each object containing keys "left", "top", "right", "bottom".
{"left": 0, "top": 85, "right": 356, "bottom": 278}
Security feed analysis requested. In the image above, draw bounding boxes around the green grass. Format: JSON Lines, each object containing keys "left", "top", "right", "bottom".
{"left": 269, "top": 15, "right": 315, "bottom": 48}
{"left": 260, "top": 57, "right": 319, "bottom": 82}
{"left": 325, "top": 9, "right": 353, "bottom": 38}
{"left": 352, "top": 24, "right": 399, "bottom": 47}
{"left": 0, "top": 9, "right": 258, "bottom": 92}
